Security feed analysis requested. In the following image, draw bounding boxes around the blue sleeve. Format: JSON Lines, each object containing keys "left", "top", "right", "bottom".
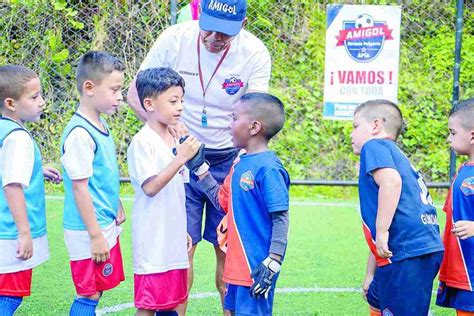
{"left": 261, "top": 168, "right": 290, "bottom": 213}
{"left": 361, "top": 140, "right": 397, "bottom": 176}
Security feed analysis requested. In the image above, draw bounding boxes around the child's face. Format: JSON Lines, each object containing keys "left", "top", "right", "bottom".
{"left": 146, "top": 85, "right": 184, "bottom": 126}
{"left": 14, "top": 77, "right": 45, "bottom": 124}
{"left": 90, "top": 70, "right": 124, "bottom": 115}
{"left": 230, "top": 101, "right": 251, "bottom": 149}
{"left": 448, "top": 115, "right": 473, "bottom": 156}
{"left": 351, "top": 112, "right": 374, "bottom": 155}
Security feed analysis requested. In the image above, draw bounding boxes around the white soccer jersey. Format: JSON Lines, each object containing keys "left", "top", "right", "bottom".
{"left": 139, "top": 20, "right": 271, "bottom": 149}
{"left": 127, "top": 124, "right": 189, "bottom": 274}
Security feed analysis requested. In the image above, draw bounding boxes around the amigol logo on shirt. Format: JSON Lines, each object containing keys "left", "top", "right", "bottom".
{"left": 239, "top": 171, "right": 254, "bottom": 191}
{"left": 461, "top": 177, "right": 474, "bottom": 195}
{"left": 222, "top": 77, "right": 244, "bottom": 95}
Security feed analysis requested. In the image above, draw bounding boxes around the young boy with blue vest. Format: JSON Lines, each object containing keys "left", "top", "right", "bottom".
{"left": 60, "top": 52, "right": 126, "bottom": 315}
{"left": 437, "top": 98, "right": 474, "bottom": 316}
{"left": 190, "top": 92, "right": 290, "bottom": 315}
{"left": 0, "top": 65, "right": 61, "bottom": 315}
{"left": 351, "top": 99, "right": 444, "bottom": 315}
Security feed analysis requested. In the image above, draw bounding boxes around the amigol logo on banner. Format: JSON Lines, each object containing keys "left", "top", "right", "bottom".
{"left": 323, "top": 5, "right": 401, "bottom": 120}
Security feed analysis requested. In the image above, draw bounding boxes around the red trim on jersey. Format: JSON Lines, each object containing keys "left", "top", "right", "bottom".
{"left": 439, "top": 188, "right": 472, "bottom": 291}
{"left": 362, "top": 222, "right": 391, "bottom": 267}
{"left": 0, "top": 269, "right": 32, "bottom": 297}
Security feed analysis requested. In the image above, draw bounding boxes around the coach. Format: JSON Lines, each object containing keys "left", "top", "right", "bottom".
{"left": 127, "top": 0, "right": 271, "bottom": 310}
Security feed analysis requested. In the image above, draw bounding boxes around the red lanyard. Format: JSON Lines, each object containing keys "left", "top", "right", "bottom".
{"left": 197, "top": 34, "right": 231, "bottom": 103}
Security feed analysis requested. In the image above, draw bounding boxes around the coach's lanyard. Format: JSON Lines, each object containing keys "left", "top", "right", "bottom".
{"left": 197, "top": 34, "right": 231, "bottom": 127}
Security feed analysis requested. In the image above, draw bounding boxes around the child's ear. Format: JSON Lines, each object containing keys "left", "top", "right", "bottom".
{"left": 470, "top": 130, "right": 474, "bottom": 145}
{"left": 372, "top": 118, "right": 383, "bottom": 135}
{"left": 249, "top": 120, "right": 262, "bottom": 136}
{"left": 83, "top": 80, "right": 94, "bottom": 96}
{"left": 143, "top": 98, "right": 154, "bottom": 112}
{"left": 3, "top": 98, "right": 15, "bottom": 112}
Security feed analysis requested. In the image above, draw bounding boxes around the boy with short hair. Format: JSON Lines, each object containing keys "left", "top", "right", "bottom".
{"left": 351, "top": 99, "right": 444, "bottom": 315}
{"left": 0, "top": 65, "right": 61, "bottom": 315}
{"left": 191, "top": 92, "right": 290, "bottom": 315}
{"left": 436, "top": 98, "right": 474, "bottom": 316}
{"left": 127, "top": 67, "right": 201, "bottom": 316}
{"left": 60, "top": 51, "right": 126, "bottom": 315}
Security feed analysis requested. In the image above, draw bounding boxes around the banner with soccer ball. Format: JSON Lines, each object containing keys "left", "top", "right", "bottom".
{"left": 323, "top": 5, "right": 401, "bottom": 120}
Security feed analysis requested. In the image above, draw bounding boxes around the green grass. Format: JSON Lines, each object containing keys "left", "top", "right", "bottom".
{"left": 14, "top": 198, "right": 455, "bottom": 315}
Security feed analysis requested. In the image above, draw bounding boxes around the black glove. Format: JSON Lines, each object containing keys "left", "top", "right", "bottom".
{"left": 250, "top": 257, "right": 281, "bottom": 299}
{"left": 174, "top": 136, "right": 208, "bottom": 175}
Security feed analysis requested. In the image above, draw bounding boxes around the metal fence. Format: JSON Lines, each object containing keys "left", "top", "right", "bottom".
{"left": 0, "top": 0, "right": 472, "bottom": 186}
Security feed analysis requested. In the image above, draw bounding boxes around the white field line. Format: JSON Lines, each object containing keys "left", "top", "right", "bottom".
{"left": 96, "top": 287, "right": 361, "bottom": 315}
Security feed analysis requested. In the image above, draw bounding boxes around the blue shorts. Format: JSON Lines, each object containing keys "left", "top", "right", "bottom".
{"left": 186, "top": 147, "right": 239, "bottom": 245}
{"left": 436, "top": 282, "right": 474, "bottom": 312}
{"left": 367, "top": 251, "right": 443, "bottom": 316}
{"left": 224, "top": 284, "right": 274, "bottom": 315}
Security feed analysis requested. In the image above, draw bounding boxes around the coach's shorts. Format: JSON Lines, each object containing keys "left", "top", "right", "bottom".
{"left": 134, "top": 269, "right": 188, "bottom": 311}
{"left": 367, "top": 251, "right": 443, "bottom": 316}
{"left": 437, "top": 282, "right": 474, "bottom": 312}
{"left": 224, "top": 283, "right": 274, "bottom": 316}
{"left": 186, "top": 147, "right": 239, "bottom": 245}
{"left": 0, "top": 269, "right": 32, "bottom": 297}
{"left": 70, "top": 238, "right": 125, "bottom": 296}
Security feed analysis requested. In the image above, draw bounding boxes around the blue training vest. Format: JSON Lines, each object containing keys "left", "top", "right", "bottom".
{"left": 0, "top": 117, "right": 46, "bottom": 239}
{"left": 61, "top": 113, "right": 119, "bottom": 230}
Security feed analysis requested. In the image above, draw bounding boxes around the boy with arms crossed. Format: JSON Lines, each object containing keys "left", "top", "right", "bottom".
{"left": 437, "top": 98, "right": 474, "bottom": 315}
{"left": 127, "top": 67, "right": 201, "bottom": 316}
{"left": 0, "top": 65, "right": 60, "bottom": 315}
{"left": 60, "top": 52, "right": 126, "bottom": 315}
{"left": 351, "top": 99, "right": 444, "bottom": 315}
{"left": 190, "top": 93, "right": 289, "bottom": 315}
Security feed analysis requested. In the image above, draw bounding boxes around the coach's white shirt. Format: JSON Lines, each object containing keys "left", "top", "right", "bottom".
{"left": 128, "top": 124, "right": 189, "bottom": 274}
{"left": 0, "top": 131, "right": 49, "bottom": 273}
{"left": 139, "top": 20, "right": 271, "bottom": 149}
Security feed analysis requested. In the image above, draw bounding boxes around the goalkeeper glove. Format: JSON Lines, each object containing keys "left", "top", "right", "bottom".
{"left": 250, "top": 256, "right": 281, "bottom": 299}
{"left": 173, "top": 136, "right": 209, "bottom": 175}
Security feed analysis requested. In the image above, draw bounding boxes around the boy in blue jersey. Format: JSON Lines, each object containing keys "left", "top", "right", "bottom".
{"left": 436, "top": 98, "right": 474, "bottom": 316}
{"left": 351, "top": 99, "right": 444, "bottom": 316}
{"left": 60, "top": 52, "right": 126, "bottom": 316}
{"left": 191, "top": 92, "right": 290, "bottom": 315}
{"left": 0, "top": 65, "right": 61, "bottom": 315}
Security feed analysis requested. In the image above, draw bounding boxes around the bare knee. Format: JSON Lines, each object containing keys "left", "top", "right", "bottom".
{"left": 77, "top": 291, "right": 102, "bottom": 301}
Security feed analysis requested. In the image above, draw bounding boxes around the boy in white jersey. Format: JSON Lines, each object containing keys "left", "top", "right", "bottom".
{"left": 127, "top": 67, "right": 201, "bottom": 316}
{"left": 60, "top": 51, "right": 126, "bottom": 316}
{"left": 0, "top": 65, "right": 61, "bottom": 315}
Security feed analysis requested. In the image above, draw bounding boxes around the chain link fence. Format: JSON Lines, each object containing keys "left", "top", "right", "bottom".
{"left": 0, "top": 0, "right": 472, "bottom": 183}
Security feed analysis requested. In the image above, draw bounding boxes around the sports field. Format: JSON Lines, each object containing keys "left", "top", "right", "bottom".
{"left": 15, "top": 196, "right": 454, "bottom": 315}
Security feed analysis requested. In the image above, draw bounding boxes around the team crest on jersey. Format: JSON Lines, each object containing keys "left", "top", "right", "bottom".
{"left": 382, "top": 308, "right": 393, "bottom": 316}
{"left": 239, "top": 171, "right": 254, "bottom": 191}
{"left": 461, "top": 177, "right": 474, "bottom": 195}
{"left": 336, "top": 14, "right": 394, "bottom": 63}
{"left": 222, "top": 77, "right": 244, "bottom": 95}
{"left": 102, "top": 263, "right": 113, "bottom": 277}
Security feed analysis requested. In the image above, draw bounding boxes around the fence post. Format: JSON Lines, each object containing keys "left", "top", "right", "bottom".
{"left": 170, "top": 0, "right": 178, "bottom": 25}
{"left": 449, "top": 0, "right": 465, "bottom": 181}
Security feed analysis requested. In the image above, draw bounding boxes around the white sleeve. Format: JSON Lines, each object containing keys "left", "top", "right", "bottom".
{"left": 60, "top": 127, "right": 96, "bottom": 180}
{"left": 2, "top": 131, "right": 35, "bottom": 188}
{"left": 247, "top": 44, "right": 271, "bottom": 92}
{"left": 127, "top": 137, "right": 163, "bottom": 187}
{"left": 139, "top": 26, "right": 178, "bottom": 71}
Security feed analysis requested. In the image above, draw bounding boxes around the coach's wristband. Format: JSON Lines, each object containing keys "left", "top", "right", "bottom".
{"left": 194, "top": 162, "right": 210, "bottom": 176}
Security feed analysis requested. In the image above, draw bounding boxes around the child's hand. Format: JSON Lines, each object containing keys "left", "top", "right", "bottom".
{"left": 43, "top": 166, "right": 62, "bottom": 184}
{"left": 187, "top": 234, "right": 193, "bottom": 252}
{"left": 168, "top": 122, "right": 189, "bottom": 139}
{"left": 175, "top": 136, "right": 201, "bottom": 163}
{"left": 361, "top": 274, "right": 374, "bottom": 301}
{"left": 17, "top": 233, "right": 33, "bottom": 260}
{"left": 91, "top": 234, "right": 110, "bottom": 263}
{"left": 116, "top": 204, "right": 126, "bottom": 226}
{"left": 452, "top": 221, "right": 474, "bottom": 240}
{"left": 375, "top": 231, "right": 393, "bottom": 258}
